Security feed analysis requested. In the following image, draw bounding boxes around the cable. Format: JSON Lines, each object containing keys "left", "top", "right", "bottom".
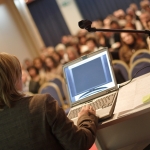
{"left": 119, "top": 65, "right": 150, "bottom": 88}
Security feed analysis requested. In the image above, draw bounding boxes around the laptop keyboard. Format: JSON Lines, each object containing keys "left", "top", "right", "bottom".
{"left": 68, "top": 92, "right": 116, "bottom": 120}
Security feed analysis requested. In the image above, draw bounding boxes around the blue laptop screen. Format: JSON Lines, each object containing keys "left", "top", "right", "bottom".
{"left": 64, "top": 51, "right": 115, "bottom": 103}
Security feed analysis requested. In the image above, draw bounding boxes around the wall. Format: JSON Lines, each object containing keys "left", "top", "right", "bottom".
{"left": 0, "top": 0, "right": 44, "bottom": 64}
{"left": 14, "top": 0, "right": 45, "bottom": 50}
{"left": 56, "top": 0, "right": 83, "bottom": 35}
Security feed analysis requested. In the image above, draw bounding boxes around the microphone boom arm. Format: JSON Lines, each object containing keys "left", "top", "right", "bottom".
{"left": 88, "top": 27, "right": 150, "bottom": 36}
{"left": 78, "top": 20, "right": 150, "bottom": 37}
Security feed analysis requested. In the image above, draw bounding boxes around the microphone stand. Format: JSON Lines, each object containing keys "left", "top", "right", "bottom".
{"left": 78, "top": 20, "right": 150, "bottom": 37}
{"left": 88, "top": 28, "right": 150, "bottom": 36}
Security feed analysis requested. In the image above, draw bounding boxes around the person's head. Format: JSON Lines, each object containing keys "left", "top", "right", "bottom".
{"left": 113, "top": 9, "right": 125, "bottom": 19}
{"left": 126, "top": 7, "right": 135, "bottom": 17}
{"left": 103, "top": 17, "right": 111, "bottom": 27}
{"left": 40, "top": 52, "right": 47, "bottom": 62}
{"left": 47, "top": 46, "right": 54, "bottom": 56}
{"left": 55, "top": 43, "right": 66, "bottom": 57}
{"left": 125, "top": 14, "right": 134, "bottom": 23}
{"left": 22, "top": 58, "right": 32, "bottom": 69}
{"left": 27, "top": 66, "right": 39, "bottom": 78}
{"left": 110, "top": 20, "right": 121, "bottom": 29}
{"left": 22, "top": 69, "right": 30, "bottom": 84}
{"left": 78, "top": 35, "right": 87, "bottom": 45}
{"left": 120, "top": 31, "right": 138, "bottom": 45}
{"left": 130, "top": 3, "right": 138, "bottom": 12}
{"left": 45, "top": 56, "right": 58, "bottom": 71}
{"left": 61, "top": 35, "right": 70, "bottom": 45}
{"left": 92, "top": 20, "right": 103, "bottom": 28}
{"left": 66, "top": 46, "right": 79, "bottom": 61}
{"left": 140, "top": 12, "right": 150, "bottom": 28}
{"left": 140, "top": 0, "right": 150, "bottom": 12}
{"left": 85, "top": 37, "right": 98, "bottom": 51}
{"left": 0, "top": 53, "right": 23, "bottom": 108}
{"left": 51, "top": 51, "right": 62, "bottom": 63}
{"left": 125, "top": 22, "right": 136, "bottom": 29}
{"left": 33, "top": 57, "right": 44, "bottom": 70}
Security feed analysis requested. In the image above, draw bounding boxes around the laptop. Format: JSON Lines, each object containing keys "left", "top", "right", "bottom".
{"left": 63, "top": 48, "right": 119, "bottom": 125}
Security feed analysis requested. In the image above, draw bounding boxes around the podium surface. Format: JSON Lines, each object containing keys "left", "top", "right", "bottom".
{"left": 96, "top": 73, "right": 150, "bottom": 150}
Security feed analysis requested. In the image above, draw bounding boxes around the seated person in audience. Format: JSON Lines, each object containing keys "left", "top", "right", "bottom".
{"left": 39, "top": 51, "right": 47, "bottom": 62}
{"left": 85, "top": 37, "right": 99, "bottom": 52}
{"left": 139, "top": 11, "right": 150, "bottom": 30}
{"left": 68, "top": 36, "right": 81, "bottom": 56}
{"left": 45, "top": 56, "right": 63, "bottom": 78}
{"left": 140, "top": 0, "right": 150, "bottom": 13}
{"left": 22, "top": 69, "right": 30, "bottom": 93}
{"left": 47, "top": 46, "right": 55, "bottom": 56}
{"left": 113, "top": 9, "right": 127, "bottom": 28}
{"left": 22, "top": 58, "right": 32, "bottom": 70}
{"left": 109, "top": 20, "right": 121, "bottom": 50}
{"left": 80, "top": 45, "right": 91, "bottom": 56}
{"left": 66, "top": 46, "right": 79, "bottom": 61}
{"left": 119, "top": 29, "right": 147, "bottom": 65}
{"left": 77, "top": 29, "right": 88, "bottom": 46}
{"left": 27, "top": 66, "right": 45, "bottom": 94}
{"left": 96, "top": 31, "right": 111, "bottom": 49}
{"left": 0, "top": 52, "right": 98, "bottom": 150}
{"left": 129, "top": 3, "right": 141, "bottom": 18}
{"left": 113, "top": 67, "right": 126, "bottom": 84}
{"left": 126, "top": 8, "right": 143, "bottom": 30}
{"left": 108, "top": 20, "right": 122, "bottom": 59}
{"left": 55, "top": 43, "right": 68, "bottom": 64}
{"left": 139, "top": 11, "right": 150, "bottom": 42}
{"left": 146, "top": 20, "right": 150, "bottom": 50}
{"left": 33, "top": 57, "right": 46, "bottom": 77}
{"left": 61, "top": 35, "right": 71, "bottom": 46}
{"left": 51, "top": 51, "right": 62, "bottom": 64}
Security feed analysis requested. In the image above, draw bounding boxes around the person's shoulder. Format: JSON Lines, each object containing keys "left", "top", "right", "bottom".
{"left": 31, "top": 93, "right": 54, "bottom": 102}
{"left": 26, "top": 94, "right": 55, "bottom": 107}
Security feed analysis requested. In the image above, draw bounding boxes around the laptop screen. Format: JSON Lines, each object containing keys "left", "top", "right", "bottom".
{"left": 63, "top": 49, "right": 116, "bottom": 103}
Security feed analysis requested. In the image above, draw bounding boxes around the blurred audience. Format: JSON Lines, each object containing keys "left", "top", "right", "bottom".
{"left": 85, "top": 37, "right": 99, "bottom": 52}
{"left": 22, "top": 69, "right": 30, "bottom": 93}
{"left": 27, "top": 66, "right": 45, "bottom": 94}
{"left": 22, "top": 0, "right": 150, "bottom": 91}
{"left": 45, "top": 56, "right": 62, "bottom": 78}
{"left": 66, "top": 46, "right": 79, "bottom": 61}
{"left": 33, "top": 57, "right": 46, "bottom": 77}
{"left": 119, "top": 30, "right": 147, "bottom": 65}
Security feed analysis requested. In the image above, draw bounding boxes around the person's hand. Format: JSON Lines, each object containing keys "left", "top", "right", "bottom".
{"left": 111, "top": 42, "right": 121, "bottom": 50}
{"left": 78, "top": 105, "right": 96, "bottom": 118}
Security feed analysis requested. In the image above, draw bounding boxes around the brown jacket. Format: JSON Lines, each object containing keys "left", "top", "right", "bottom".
{"left": 0, "top": 94, "right": 98, "bottom": 150}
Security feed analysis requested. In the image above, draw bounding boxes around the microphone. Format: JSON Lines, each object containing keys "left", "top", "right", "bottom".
{"left": 78, "top": 19, "right": 150, "bottom": 36}
{"left": 78, "top": 20, "right": 92, "bottom": 30}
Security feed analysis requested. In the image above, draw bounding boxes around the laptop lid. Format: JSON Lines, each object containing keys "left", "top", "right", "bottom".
{"left": 63, "top": 48, "right": 118, "bottom": 107}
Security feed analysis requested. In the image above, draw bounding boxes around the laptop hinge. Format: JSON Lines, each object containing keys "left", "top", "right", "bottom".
{"left": 107, "top": 88, "right": 118, "bottom": 93}
{"left": 72, "top": 100, "right": 93, "bottom": 107}
{"left": 72, "top": 101, "right": 83, "bottom": 107}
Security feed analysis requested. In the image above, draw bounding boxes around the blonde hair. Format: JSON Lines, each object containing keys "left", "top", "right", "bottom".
{"left": 0, "top": 53, "right": 23, "bottom": 108}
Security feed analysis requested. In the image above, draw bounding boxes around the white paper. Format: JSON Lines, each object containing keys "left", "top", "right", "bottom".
{"left": 114, "top": 81, "right": 136, "bottom": 113}
{"left": 134, "top": 75, "right": 150, "bottom": 108}
{"left": 114, "top": 73, "right": 150, "bottom": 115}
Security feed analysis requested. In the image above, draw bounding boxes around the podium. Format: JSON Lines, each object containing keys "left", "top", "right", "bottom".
{"left": 95, "top": 73, "right": 150, "bottom": 150}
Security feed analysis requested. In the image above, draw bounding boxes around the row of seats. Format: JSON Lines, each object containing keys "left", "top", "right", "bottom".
{"left": 25, "top": 76, "right": 70, "bottom": 114}
{"left": 113, "top": 49, "right": 150, "bottom": 80}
